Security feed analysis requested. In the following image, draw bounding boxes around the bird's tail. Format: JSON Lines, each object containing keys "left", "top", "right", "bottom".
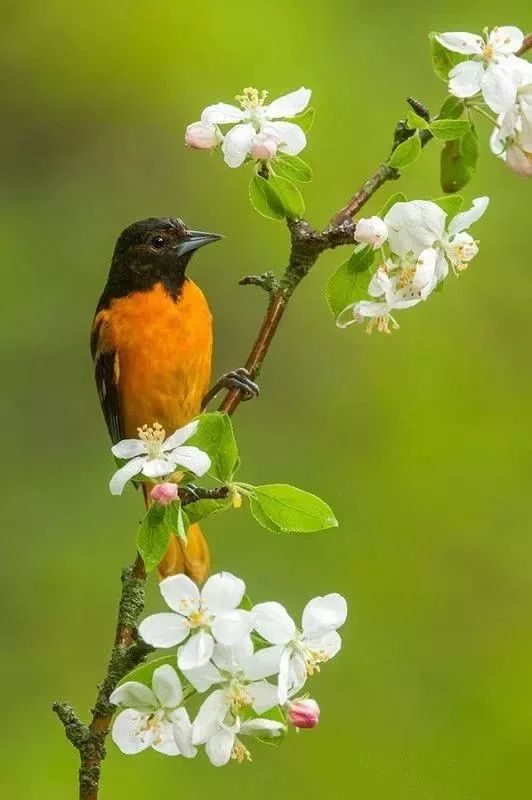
{"left": 142, "top": 485, "right": 210, "bottom": 584}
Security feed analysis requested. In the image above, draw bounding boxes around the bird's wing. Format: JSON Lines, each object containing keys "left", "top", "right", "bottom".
{"left": 91, "top": 310, "right": 123, "bottom": 444}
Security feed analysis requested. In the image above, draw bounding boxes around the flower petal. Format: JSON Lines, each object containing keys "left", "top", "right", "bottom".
{"left": 413, "top": 248, "right": 438, "bottom": 299}
{"left": 212, "top": 638, "right": 254, "bottom": 673}
{"left": 481, "top": 63, "right": 517, "bottom": 113}
{"left": 160, "top": 574, "right": 200, "bottom": 614}
{"left": 141, "top": 457, "right": 177, "bottom": 478}
{"left": 201, "top": 571, "right": 246, "bottom": 613}
{"left": 448, "top": 60, "right": 484, "bottom": 99}
{"left": 201, "top": 103, "right": 248, "bottom": 125}
{"left": 277, "top": 647, "right": 292, "bottom": 705}
{"left": 245, "top": 644, "right": 284, "bottom": 680}
{"left": 192, "top": 689, "right": 228, "bottom": 744}
{"left": 205, "top": 728, "right": 235, "bottom": 767}
{"left": 240, "top": 718, "right": 285, "bottom": 738}
{"left": 435, "top": 32, "right": 484, "bottom": 55}
{"left": 385, "top": 200, "right": 446, "bottom": 257}
{"left": 152, "top": 665, "right": 183, "bottom": 709}
{"left": 252, "top": 601, "right": 296, "bottom": 645}
{"left": 151, "top": 718, "right": 180, "bottom": 755}
{"left": 109, "top": 681, "right": 157, "bottom": 711}
{"left": 302, "top": 593, "right": 348, "bottom": 639}
{"left": 212, "top": 609, "right": 253, "bottom": 646}
{"left": 265, "top": 121, "right": 306, "bottom": 155}
{"left": 111, "top": 709, "right": 152, "bottom": 754}
{"left": 335, "top": 304, "right": 358, "bottom": 328}
{"left": 171, "top": 707, "right": 197, "bottom": 758}
{"left": 183, "top": 660, "right": 223, "bottom": 693}
{"left": 168, "top": 446, "right": 211, "bottom": 477}
{"left": 139, "top": 612, "right": 190, "bottom": 648}
{"left": 368, "top": 268, "right": 392, "bottom": 298}
{"left": 111, "top": 439, "right": 147, "bottom": 459}
{"left": 178, "top": 630, "right": 214, "bottom": 671}
{"left": 435, "top": 251, "right": 449, "bottom": 282}
{"left": 448, "top": 196, "right": 489, "bottom": 236}
{"left": 489, "top": 26, "right": 524, "bottom": 55}
{"left": 249, "top": 680, "right": 280, "bottom": 714}
{"left": 265, "top": 87, "right": 311, "bottom": 118}
{"left": 163, "top": 420, "right": 199, "bottom": 451}
{"left": 221, "top": 123, "right": 255, "bottom": 168}
{"left": 305, "top": 630, "right": 342, "bottom": 660}
{"left": 109, "top": 457, "right": 146, "bottom": 495}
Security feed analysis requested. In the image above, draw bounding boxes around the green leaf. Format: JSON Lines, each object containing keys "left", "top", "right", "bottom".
{"left": 429, "top": 32, "right": 464, "bottom": 81}
{"left": 378, "top": 192, "right": 407, "bottom": 218}
{"left": 429, "top": 119, "right": 471, "bottom": 140}
{"left": 439, "top": 96, "right": 464, "bottom": 120}
{"left": 137, "top": 504, "right": 172, "bottom": 573}
{"left": 185, "top": 496, "right": 232, "bottom": 525}
{"left": 433, "top": 195, "right": 464, "bottom": 217}
{"left": 267, "top": 174, "right": 305, "bottom": 218}
{"left": 294, "top": 107, "right": 315, "bottom": 133}
{"left": 274, "top": 154, "right": 313, "bottom": 183}
{"left": 188, "top": 412, "right": 239, "bottom": 482}
{"left": 388, "top": 133, "right": 421, "bottom": 169}
{"left": 249, "top": 174, "right": 285, "bottom": 220}
{"left": 119, "top": 656, "right": 194, "bottom": 700}
{"left": 249, "top": 497, "right": 284, "bottom": 533}
{"left": 440, "top": 127, "right": 479, "bottom": 193}
{"left": 406, "top": 109, "right": 428, "bottom": 130}
{"left": 250, "top": 484, "right": 338, "bottom": 533}
{"left": 326, "top": 247, "right": 375, "bottom": 319}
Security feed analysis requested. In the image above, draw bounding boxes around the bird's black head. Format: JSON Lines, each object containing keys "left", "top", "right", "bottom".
{"left": 101, "top": 217, "right": 222, "bottom": 303}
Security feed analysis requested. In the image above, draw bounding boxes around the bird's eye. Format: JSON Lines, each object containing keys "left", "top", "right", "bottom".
{"left": 149, "top": 235, "right": 166, "bottom": 250}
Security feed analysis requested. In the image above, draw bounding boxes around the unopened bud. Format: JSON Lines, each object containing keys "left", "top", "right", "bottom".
{"left": 250, "top": 135, "right": 279, "bottom": 161}
{"left": 506, "top": 144, "right": 532, "bottom": 177}
{"left": 354, "top": 216, "right": 388, "bottom": 248}
{"left": 287, "top": 698, "right": 320, "bottom": 729}
{"left": 185, "top": 121, "right": 220, "bottom": 150}
{"left": 150, "top": 482, "right": 179, "bottom": 506}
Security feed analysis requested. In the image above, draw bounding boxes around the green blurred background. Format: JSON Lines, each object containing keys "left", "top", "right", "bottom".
{"left": 2, "top": 1, "right": 532, "bottom": 797}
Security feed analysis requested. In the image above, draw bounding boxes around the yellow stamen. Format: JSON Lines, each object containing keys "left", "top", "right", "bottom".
{"left": 235, "top": 87, "right": 269, "bottom": 111}
{"left": 231, "top": 741, "right": 252, "bottom": 764}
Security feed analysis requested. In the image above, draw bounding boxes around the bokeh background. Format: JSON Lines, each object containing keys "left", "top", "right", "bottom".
{"left": 2, "top": 2, "right": 532, "bottom": 797}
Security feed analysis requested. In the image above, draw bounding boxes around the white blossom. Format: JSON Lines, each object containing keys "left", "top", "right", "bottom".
{"left": 354, "top": 216, "right": 389, "bottom": 248}
{"left": 109, "top": 665, "right": 196, "bottom": 757}
{"left": 138, "top": 572, "right": 254, "bottom": 671}
{"left": 198, "top": 86, "right": 311, "bottom": 167}
{"left": 436, "top": 26, "right": 525, "bottom": 113}
{"left": 109, "top": 420, "right": 210, "bottom": 495}
{"left": 252, "top": 594, "right": 347, "bottom": 704}
{"left": 185, "top": 121, "right": 222, "bottom": 150}
{"left": 490, "top": 58, "right": 532, "bottom": 175}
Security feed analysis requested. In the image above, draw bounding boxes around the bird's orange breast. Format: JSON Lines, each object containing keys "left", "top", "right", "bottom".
{"left": 106, "top": 280, "right": 212, "bottom": 438}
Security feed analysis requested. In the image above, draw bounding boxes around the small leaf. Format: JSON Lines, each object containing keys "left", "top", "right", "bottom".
{"left": 429, "top": 119, "right": 471, "bottom": 140}
{"left": 185, "top": 496, "right": 232, "bottom": 525}
{"left": 433, "top": 195, "right": 464, "bottom": 216}
{"left": 439, "top": 96, "right": 465, "bottom": 120}
{"left": 440, "top": 127, "right": 479, "bottom": 193}
{"left": 274, "top": 154, "right": 313, "bottom": 183}
{"left": 250, "top": 484, "right": 338, "bottom": 533}
{"left": 249, "top": 497, "right": 284, "bottom": 533}
{"left": 429, "top": 32, "right": 464, "bottom": 81}
{"left": 188, "top": 412, "right": 239, "bottom": 482}
{"left": 326, "top": 248, "right": 375, "bottom": 319}
{"left": 249, "top": 174, "right": 285, "bottom": 220}
{"left": 267, "top": 174, "right": 305, "bottom": 218}
{"left": 406, "top": 109, "right": 428, "bottom": 130}
{"left": 137, "top": 504, "right": 171, "bottom": 573}
{"left": 293, "top": 107, "right": 315, "bottom": 133}
{"left": 388, "top": 133, "right": 421, "bottom": 169}
{"left": 378, "top": 192, "right": 407, "bottom": 218}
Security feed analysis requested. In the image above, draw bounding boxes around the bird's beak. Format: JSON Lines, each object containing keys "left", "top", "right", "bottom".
{"left": 175, "top": 230, "right": 223, "bottom": 257}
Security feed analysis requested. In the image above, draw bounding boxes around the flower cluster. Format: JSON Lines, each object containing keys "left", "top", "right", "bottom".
{"left": 109, "top": 420, "right": 210, "bottom": 496}
{"left": 436, "top": 25, "right": 532, "bottom": 176}
{"left": 111, "top": 571, "right": 347, "bottom": 766}
{"left": 339, "top": 197, "right": 489, "bottom": 333}
{"left": 185, "top": 87, "right": 311, "bottom": 167}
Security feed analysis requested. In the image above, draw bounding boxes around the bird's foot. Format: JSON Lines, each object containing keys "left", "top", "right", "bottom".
{"left": 202, "top": 367, "right": 260, "bottom": 409}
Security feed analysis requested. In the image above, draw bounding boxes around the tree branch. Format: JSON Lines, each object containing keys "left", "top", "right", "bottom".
{"left": 517, "top": 32, "right": 532, "bottom": 56}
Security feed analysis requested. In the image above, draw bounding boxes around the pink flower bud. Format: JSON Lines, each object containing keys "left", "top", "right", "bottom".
{"left": 354, "top": 216, "right": 388, "bottom": 248}
{"left": 150, "top": 482, "right": 179, "bottom": 505}
{"left": 506, "top": 144, "right": 532, "bottom": 177}
{"left": 185, "top": 121, "right": 220, "bottom": 150}
{"left": 287, "top": 698, "right": 320, "bottom": 729}
{"left": 250, "top": 136, "right": 279, "bottom": 161}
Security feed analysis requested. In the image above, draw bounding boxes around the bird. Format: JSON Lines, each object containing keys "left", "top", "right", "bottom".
{"left": 91, "top": 217, "right": 258, "bottom": 582}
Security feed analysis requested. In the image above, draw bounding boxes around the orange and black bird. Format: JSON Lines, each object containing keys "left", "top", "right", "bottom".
{"left": 91, "top": 217, "right": 258, "bottom": 582}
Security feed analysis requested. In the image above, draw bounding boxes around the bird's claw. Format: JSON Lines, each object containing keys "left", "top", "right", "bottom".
{"left": 202, "top": 367, "right": 260, "bottom": 408}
